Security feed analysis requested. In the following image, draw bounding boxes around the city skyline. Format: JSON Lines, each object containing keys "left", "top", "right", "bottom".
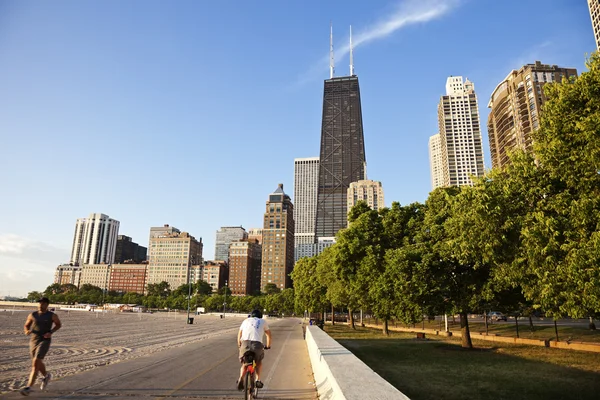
{"left": 0, "top": 0, "right": 595, "bottom": 296}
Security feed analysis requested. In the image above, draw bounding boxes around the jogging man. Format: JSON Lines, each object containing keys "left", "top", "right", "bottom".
{"left": 20, "top": 297, "right": 61, "bottom": 396}
{"left": 236, "top": 309, "right": 271, "bottom": 390}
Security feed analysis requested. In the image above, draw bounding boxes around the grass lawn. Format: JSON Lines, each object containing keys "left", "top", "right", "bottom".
{"left": 325, "top": 324, "right": 600, "bottom": 400}
{"left": 363, "top": 318, "right": 600, "bottom": 343}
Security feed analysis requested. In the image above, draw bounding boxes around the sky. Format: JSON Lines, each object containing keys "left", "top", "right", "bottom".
{"left": 0, "top": 0, "right": 595, "bottom": 297}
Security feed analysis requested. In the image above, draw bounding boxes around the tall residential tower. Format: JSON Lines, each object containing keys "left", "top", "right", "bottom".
{"left": 293, "top": 157, "right": 319, "bottom": 261}
{"left": 487, "top": 62, "right": 577, "bottom": 169}
{"left": 70, "top": 213, "right": 120, "bottom": 265}
{"left": 434, "top": 77, "right": 485, "bottom": 187}
{"left": 589, "top": 0, "right": 600, "bottom": 49}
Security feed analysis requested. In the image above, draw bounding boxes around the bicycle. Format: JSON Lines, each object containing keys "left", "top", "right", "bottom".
{"left": 241, "top": 346, "right": 269, "bottom": 399}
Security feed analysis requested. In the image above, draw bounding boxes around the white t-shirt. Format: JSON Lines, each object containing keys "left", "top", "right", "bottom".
{"left": 239, "top": 317, "right": 270, "bottom": 343}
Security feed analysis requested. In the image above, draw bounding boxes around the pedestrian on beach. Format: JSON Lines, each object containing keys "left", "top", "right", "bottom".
{"left": 20, "top": 297, "right": 61, "bottom": 396}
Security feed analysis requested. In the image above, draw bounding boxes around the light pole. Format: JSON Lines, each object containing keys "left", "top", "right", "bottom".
{"left": 101, "top": 264, "right": 111, "bottom": 307}
{"left": 222, "top": 280, "right": 228, "bottom": 318}
{"left": 187, "top": 257, "right": 196, "bottom": 324}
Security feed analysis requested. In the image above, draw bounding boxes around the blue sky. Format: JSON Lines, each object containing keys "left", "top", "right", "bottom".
{"left": 0, "top": 0, "right": 595, "bottom": 297}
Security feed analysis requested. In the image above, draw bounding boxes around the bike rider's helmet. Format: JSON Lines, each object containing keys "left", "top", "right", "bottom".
{"left": 251, "top": 309, "right": 263, "bottom": 318}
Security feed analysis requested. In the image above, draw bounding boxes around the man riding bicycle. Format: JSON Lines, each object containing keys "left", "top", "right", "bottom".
{"left": 237, "top": 309, "right": 272, "bottom": 391}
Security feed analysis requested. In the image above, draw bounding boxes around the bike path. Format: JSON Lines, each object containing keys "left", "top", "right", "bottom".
{"left": 2, "top": 317, "right": 317, "bottom": 399}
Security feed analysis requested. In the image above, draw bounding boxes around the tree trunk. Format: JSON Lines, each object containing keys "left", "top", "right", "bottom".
{"left": 383, "top": 318, "right": 389, "bottom": 336}
{"left": 529, "top": 315, "right": 534, "bottom": 333}
{"left": 589, "top": 316, "right": 597, "bottom": 330}
{"left": 515, "top": 315, "right": 520, "bottom": 338}
{"left": 331, "top": 304, "right": 335, "bottom": 325}
{"left": 349, "top": 308, "right": 356, "bottom": 330}
{"left": 485, "top": 312, "right": 489, "bottom": 335}
{"left": 460, "top": 312, "right": 473, "bottom": 348}
{"left": 554, "top": 320, "right": 559, "bottom": 342}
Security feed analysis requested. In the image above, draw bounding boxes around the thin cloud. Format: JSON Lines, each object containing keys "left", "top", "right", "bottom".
{"left": 294, "top": 0, "right": 462, "bottom": 86}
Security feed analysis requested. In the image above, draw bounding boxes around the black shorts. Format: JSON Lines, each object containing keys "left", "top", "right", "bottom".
{"left": 239, "top": 340, "right": 264, "bottom": 362}
{"left": 30, "top": 337, "right": 51, "bottom": 360}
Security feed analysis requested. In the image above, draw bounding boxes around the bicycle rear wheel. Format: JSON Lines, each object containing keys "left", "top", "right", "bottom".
{"left": 244, "top": 371, "right": 253, "bottom": 400}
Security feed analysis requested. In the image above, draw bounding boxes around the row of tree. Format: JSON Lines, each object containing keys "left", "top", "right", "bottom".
{"left": 30, "top": 281, "right": 297, "bottom": 315}
{"left": 291, "top": 55, "right": 600, "bottom": 348}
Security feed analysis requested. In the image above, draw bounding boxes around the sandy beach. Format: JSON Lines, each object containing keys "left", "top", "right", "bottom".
{"left": 0, "top": 308, "right": 241, "bottom": 394}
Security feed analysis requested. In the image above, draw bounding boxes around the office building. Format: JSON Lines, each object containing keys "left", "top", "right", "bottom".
{"left": 147, "top": 226, "right": 203, "bottom": 289}
{"left": 199, "top": 261, "right": 228, "bottom": 292}
{"left": 261, "top": 184, "right": 295, "bottom": 290}
{"left": 70, "top": 213, "right": 120, "bottom": 265}
{"left": 248, "top": 228, "right": 263, "bottom": 245}
{"left": 80, "top": 264, "right": 112, "bottom": 291}
{"left": 214, "top": 226, "right": 247, "bottom": 263}
{"left": 228, "top": 239, "right": 262, "bottom": 296}
{"left": 294, "top": 157, "right": 319, "bottom": 261}
{"left": 347, "top": 180, "right": 384, "bottom": 213}
{"left": 315, "top": 28, "right": 366, "bottom": 241}
{"left": 109, "top": 264, "right": 148, "bottom": 294}
{"left": 54, "top": 264, "right": 82, "bottom": 287}
{"left": 436, "top": 76, "right": 485, "bottom": 187}
{"left": 115, "top": 235, "right": 147, "bottom": 264}
{"left": 487, "top": 62, "right": 577, "bottom": 169}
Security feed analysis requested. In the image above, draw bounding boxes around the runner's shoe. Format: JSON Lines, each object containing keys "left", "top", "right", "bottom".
{"left": 40, "top": 373, "right": 52, "bottom": 390}
{"left": 19, "top": 386, "right": 31, "bottom": 396}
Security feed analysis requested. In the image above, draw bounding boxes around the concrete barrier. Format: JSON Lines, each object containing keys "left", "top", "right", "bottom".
{"left": 305, "top": 325, "right": 410, "bottom": 400}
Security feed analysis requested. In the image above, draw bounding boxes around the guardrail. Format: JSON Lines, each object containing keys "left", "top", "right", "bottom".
{"left": 305, "top": 325, "right": 410, "bottom": 400}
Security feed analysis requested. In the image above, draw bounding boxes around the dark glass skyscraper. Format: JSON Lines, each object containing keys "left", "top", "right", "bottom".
{"left": 315, "top": 75, "right": 366, "bottom": 239}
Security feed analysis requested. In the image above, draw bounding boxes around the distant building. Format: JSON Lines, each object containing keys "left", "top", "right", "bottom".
{"left": 115, "top": 235, "right": 147, "bottom": 264}
{"left": 589, "top": 0, "right": 600, "bottom": 49}
{"left": 248, "top": 228, "right": 263, "bottom": 245}
{"left": 199, "top": 261, "right": 228, "bottom": 292}
{"left": 80, "top": 264, "right": 112, "bottom": 290}
{"left": 347, "top": 180, "right": 384, "bottom": 213}
{"left": 108, "top": 264, "right": 148, "bottom": 294}
{"left": 54, "top": 264, "right": 81, "bottom": 287}
{"left": 487, "top": 62, "right": 577, "bottom": 169}
{"left": 261, "top": 184, "right": 295, "bottom": 290}
{"left": 294, "top": 157, "right": 319, "bottom": 261}
{"left": 70, "top": 213, "right": 120, "bottom": 265}
{"left": 147, "top": 225, "right": 203, "bottom": 289}
{"left": 228, "top": 239, "right": 262, "bottom": 296}
{"left": 435, "top": 76, "right": 485, "bottom": 187}
{"left": 214, "top": 226, "right": 247, "bottom": 263}
{"left": 428, "top": 133, "right": 444, "bottom": 190}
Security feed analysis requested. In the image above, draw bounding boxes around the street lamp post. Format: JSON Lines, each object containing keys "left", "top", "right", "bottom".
{"left": 222, "top": 280, "right": 228, "bottom": 318}
{"left": 187, "top": 271, "right": 193, "bottom": 324}
{"left": 101, "top": 264, "right": 111, "bottom": 307}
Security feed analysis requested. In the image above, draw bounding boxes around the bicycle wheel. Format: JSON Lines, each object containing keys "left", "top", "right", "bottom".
{"left": 244, "top": 371, "right": 253, "bottom": 400}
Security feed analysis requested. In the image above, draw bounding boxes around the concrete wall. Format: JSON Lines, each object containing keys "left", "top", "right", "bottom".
{"left": 305, "top": 325, "right": 410, "bottom": 400}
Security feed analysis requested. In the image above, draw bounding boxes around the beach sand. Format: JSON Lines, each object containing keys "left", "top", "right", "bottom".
{"left": 0, "top": 308, "right": 241, "bottom": 394}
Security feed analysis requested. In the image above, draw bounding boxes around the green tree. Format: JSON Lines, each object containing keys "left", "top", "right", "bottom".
{"left": 146, "top": 281, "right": 171, "bottom": 298}
{"left": 263, "top": 283, "right": 280, "bottom": 295}
{"left": 27, "top": 291, "right": 43, "bottom": 302}
{"left": 44, "top": 283, "right": 63, "bottom": 296}
{"left": 195, "top": 280, "right": 213, "bottom": 296}
{"left": 291, "top": 256, "right": 327, "bottom": 317}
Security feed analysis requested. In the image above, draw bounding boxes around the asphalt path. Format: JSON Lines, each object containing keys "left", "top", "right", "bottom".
{"left": 3, "top": 318, "right": 317, "bottom": 399}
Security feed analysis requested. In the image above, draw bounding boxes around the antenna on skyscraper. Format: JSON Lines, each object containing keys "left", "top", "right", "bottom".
{"left": 330, "top": 22, "right": 335, "bottom": 79}
{"left": 349, "top": 25, "right": 354, "bottom": 76}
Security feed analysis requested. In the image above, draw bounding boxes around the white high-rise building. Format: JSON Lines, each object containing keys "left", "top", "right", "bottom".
{"left": 436, "top": 76, "right": 485, "bottom": 187}
{"left": 70, "top": 213, "right": 120, "bottom": 265}
{"left": 589, "top": 0, "right": 600, "bottom": 49}
{"left": 347, "top": 180, "right": 384, "bottom": 212}
{"left": 293, "top": 157, "right": 319, "bottom": 261}
{"left": 214, "top": 226, "right": 247, "bottom": 263}
{"left": 428, "top": 133, "right": 444, "bottom": 190}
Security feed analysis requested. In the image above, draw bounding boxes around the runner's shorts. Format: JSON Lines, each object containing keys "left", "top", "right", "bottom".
{"left": 239, "top": 340, "right": 264, "bottom": 362}
{"left": 30, "top": 337, "right": 51, "bottom": 359}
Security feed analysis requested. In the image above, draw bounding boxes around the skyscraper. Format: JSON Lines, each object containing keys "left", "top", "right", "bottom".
{"left": 589, "top": 0, "right": 600, "bottom": 49}
{"left": 487, "top": 62, "right": 577, "bottom": 169}
{"left": 436, "top": 76, "right": 485, "bottom": 187}
{"left": 70, "top": 213, "right": 120, "bottom": 265}
{"left": 294, "top": 157, "right": 319, "bottom": 261}
{"left": 347, "top": 180, "right": 384, "bottom": 213}
{"left": 261, "top": 184, "right": 295, "bottom": 290}
{"left": 214, "top": 226, "right": 247, "bottom": 263}
{"left": 115, "top": 235, "right": 147, "bottom": 264}
{"left": 428, "top": 133, "right": 444, "bottom": 190}
{"left": 315, "top": 27, "right": 366, "bottom": 240}
{"left": 229, "top": 239, "right": 262, "bottom": 296}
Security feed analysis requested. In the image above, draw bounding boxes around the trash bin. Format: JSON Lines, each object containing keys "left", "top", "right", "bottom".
{"left": 187, "top": 317, "right": 194, "bottom": 324}
{"left": 317, "top": 320, "right": 325, "bottom": 330}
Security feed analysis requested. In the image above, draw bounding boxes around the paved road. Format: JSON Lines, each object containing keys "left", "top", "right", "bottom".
{"left": 3, "top": 318, "right": 317, "bottom": 399}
